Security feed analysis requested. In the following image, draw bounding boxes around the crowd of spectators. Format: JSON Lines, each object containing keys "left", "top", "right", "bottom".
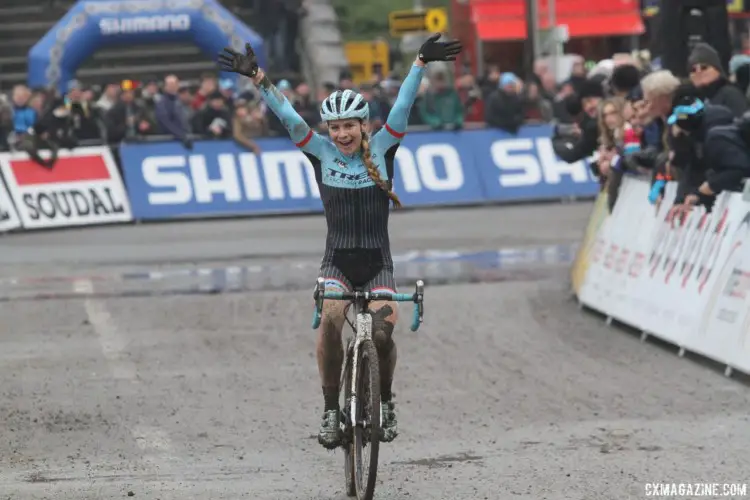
{"left": 0, "top": 54, "right": 603, "bottom": 160}
{"left": 550, "top": 41, "right": 750, "bottom": 216}
{"left": 5, "top": 37, "right": 750, "bottom": 215}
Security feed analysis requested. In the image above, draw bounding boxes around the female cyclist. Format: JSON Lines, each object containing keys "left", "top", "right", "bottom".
{"left": 218, "top": 34, "right": 461, "bottom": 449}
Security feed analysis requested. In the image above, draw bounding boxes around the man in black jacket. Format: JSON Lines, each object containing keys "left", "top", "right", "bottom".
{"left": 551, "top": 78, "right": 604, "bottom": 167}
{"left": 688, "top": 42, "right": 747, "bottom": 117}
{"left": 666, "top": 85, "right": 734, "bottom": 205}
{"left": 679, "top": 113, "right": 750, "bottom": 211}
{"left": 484, "top": 72, "right": 524, "bottom": 134}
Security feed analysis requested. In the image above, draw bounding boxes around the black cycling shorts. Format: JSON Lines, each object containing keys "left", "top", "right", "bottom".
{"left": 318, "top": 262, "right": 397, "bottom": 293}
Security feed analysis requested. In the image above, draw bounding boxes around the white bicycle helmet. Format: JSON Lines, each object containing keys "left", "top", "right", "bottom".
{"left": 320, "top": 89, "right": 369, "bottom": 122}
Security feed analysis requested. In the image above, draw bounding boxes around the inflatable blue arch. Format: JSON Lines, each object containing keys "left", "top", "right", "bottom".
{"left": 27, "top": 0, "right": 266, "bottom": 92}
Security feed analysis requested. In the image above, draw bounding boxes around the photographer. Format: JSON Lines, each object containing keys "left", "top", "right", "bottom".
{"left": 551, "top": 78, "right": 604, "bottom": 168}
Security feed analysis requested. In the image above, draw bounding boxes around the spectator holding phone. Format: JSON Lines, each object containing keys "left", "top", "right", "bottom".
{"left": 197, "top": 91, "right": 232, "bottom": 139}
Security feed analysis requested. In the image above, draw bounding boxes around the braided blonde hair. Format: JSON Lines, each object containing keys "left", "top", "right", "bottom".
{"left": 361, "top": 131, "right": 402, "bottom": 208}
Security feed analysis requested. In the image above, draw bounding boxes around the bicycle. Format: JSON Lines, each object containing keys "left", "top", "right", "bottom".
{"left": 311, "top": 275, "right": 424, "bottom": 500}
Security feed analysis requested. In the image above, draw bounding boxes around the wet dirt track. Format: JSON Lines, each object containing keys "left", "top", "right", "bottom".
{"left": 1, "top": 203, "right": 748, "bottom": 500}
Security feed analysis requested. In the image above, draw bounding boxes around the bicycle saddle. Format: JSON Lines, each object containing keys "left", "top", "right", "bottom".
{"left": 331, "top": 248, "right": 384, "bottom": 290}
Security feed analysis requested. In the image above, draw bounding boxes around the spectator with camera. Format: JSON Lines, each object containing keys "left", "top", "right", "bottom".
{"left": 663, "top": 83, "right": 734, "bottom": 209}
{"left": 552, "top": 78, "right": 604, "bottom": 166}
{"left": 105, "top": 81, "right": 156, "bottom": 143}
{"left": 63, "top": 80, "right": 104, "bottom": 142}
{"left": 196, "top": 91, "right": 233, "bottom": 139}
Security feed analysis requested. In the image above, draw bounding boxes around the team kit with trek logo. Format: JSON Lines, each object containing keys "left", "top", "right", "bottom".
{"left": 218, "top": 33, "right": 462, "bottom": 499}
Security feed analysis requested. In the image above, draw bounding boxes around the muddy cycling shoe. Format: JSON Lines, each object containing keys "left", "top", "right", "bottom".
{"left": 379, "top": 401, "right": 398, "bottom": 443}
{"left": 318, "top": 409, "right": 343, "bottom": 449}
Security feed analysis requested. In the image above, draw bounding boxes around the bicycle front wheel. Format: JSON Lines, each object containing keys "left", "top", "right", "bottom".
{"left": 353, "top": 339, "right": 380, "bottom": 500}
{"left": 342, "top": 342, "right": 356, "bottom": 497}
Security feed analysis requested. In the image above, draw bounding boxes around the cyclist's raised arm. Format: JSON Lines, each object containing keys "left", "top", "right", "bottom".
{"left": 374, "top": 34, "right": 462, "bottom": 149}
{"left": 375, "top": 62, "right": 425, "bottom": 147}
{"left": 218, "top": 44, "right": 327, "bottom": 156}
{"left": 254, "top": 70, "right": 326, "bottom": 155}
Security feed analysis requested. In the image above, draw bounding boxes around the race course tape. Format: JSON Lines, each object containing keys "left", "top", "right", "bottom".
{"left": 571, "top": 176, "right": 750, "bottom": 377}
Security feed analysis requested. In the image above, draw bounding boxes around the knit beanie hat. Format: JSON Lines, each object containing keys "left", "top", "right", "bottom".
{"left": 578, "top": 78, "right": 605, "bottom": 100}
{"left": 611, "top": 64, "right": 641, "bottom": 94}
{"left": 688, "top": 43, "right": 725, "bottom": 75}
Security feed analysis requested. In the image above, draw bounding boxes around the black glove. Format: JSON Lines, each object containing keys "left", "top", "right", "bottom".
{"left": 418, "top": 33, "right": 462, "bottom": 63}
{"left": 217, "top": 43, "right": 259, "bottom": 78}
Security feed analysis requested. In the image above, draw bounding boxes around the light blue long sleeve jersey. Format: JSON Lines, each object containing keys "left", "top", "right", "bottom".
{"left": 256, "top": 64, "right": 425, "bottom": 265}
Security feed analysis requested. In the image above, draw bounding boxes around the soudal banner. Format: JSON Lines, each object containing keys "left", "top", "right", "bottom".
{"left": 0, "top": 146, "right": 133, "bottom": 229}
{"left": 0, "top": 175, "right": 22, "bottom": 232}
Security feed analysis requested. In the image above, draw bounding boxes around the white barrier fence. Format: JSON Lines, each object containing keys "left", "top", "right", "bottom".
{"left": 571, "top": 176, "right": 750, "bottom": 376}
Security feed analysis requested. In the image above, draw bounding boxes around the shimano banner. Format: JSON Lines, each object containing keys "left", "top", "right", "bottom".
{"left": 119, "top": 125, "right": 600, "bottom": 220}
{"left": 27, "top": 0, "right": 265, "bottom": 92}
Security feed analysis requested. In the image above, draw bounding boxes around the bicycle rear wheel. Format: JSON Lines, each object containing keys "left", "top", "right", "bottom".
{"left": 353, "top": 339, "right": 380, "bottom": 500}
{"left": 342, "top": 342, "right": 356, "bottom": 497}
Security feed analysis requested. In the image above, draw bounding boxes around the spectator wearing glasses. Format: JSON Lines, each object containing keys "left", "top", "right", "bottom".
{"left": 688, "top": 42, "right": 747, "bottom": 117}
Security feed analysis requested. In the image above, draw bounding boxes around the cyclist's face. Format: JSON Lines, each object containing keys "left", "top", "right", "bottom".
{"left": 328, "top": 119, "right": 363, "bottom": 155}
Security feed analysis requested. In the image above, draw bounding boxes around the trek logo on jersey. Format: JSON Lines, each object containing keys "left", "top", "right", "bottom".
{"left": 0, "top": 147, "right": 132, "bottom": 229}
{"left": 327, "top": 169, "right": 369, "bottom": 181}
{"left": 325, "top": 168, "right": 375, "bottom": 188}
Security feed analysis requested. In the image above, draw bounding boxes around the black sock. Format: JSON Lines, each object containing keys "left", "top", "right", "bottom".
{"left": 323, "top": 386, "right": 339, "bottom": 411}
{"left": 381, "top": 381, "right": 392, "bottom": 403}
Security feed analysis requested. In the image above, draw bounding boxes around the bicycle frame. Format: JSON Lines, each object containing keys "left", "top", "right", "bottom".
{"left": 310, "top": 278, "right": 425, "bottom": 432}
